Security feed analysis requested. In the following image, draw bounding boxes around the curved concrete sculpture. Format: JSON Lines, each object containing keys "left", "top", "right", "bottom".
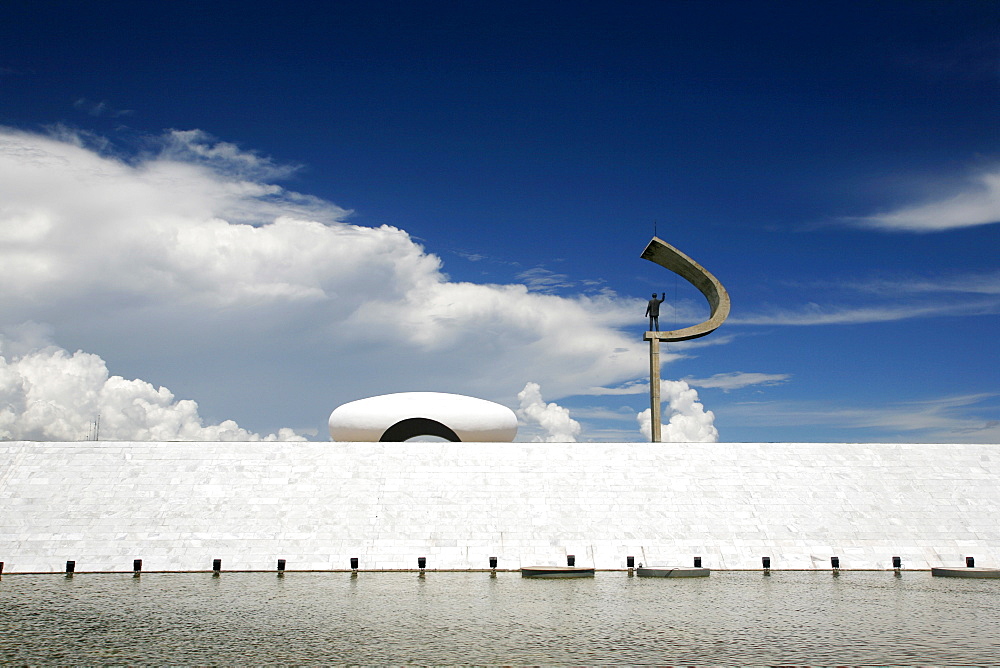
{"left": 640, "top": 236, "right": 730, "bottom": 341}
{"left": 329, "top": 392, "right": 518, "bottom": 442}
{"left": 641, "top": 237, "right": 730, "bottom": 442}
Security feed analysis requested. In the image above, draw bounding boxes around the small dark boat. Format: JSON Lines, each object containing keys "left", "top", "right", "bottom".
{"left": 520, "top": 566, "right": 595, "bottom": 578}
{"left": 636, "top": 566, "right": 710, "bottom": 578}
{"left": 931, "top": 567, "right": 1000, "bottom": 579}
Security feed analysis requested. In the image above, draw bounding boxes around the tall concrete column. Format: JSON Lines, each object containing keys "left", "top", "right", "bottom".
{"left": 646, "top": 332, "right": 661, "bottom": 443}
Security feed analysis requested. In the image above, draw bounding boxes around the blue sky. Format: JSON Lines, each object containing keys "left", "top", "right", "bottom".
{"left": 1, "top": 1, "right": 997, "bottom": 443}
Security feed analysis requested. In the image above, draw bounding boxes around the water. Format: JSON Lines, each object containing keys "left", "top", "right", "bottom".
{"left": 2, "top": 570, "right": 998, "bottom": 664}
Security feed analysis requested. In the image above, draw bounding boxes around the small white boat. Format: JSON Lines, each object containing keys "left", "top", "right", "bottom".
{"left": 636, "top": 566, "right": 710, "bottom": 578}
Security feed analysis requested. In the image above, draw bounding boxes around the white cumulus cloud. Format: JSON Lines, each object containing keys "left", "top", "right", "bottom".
{"left": 0, "top": 126, "right": 650, "bottom": 436}
{"left": 0, "top": 340, "right": 304, "bottom": 442}
{"left": 637, "top": 380, "right": 718, "bottom": 442}
{"left": 517, "top": 381, "right": 582, "bottom": 442}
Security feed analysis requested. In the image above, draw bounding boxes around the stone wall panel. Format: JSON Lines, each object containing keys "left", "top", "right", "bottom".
{"left": 1, "top": 441, "right": 998, "bottom": 572}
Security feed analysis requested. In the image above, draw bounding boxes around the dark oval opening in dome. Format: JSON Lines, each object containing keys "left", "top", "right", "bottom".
{"left": 379, "top": 417, "right": 461, "bottom": 442}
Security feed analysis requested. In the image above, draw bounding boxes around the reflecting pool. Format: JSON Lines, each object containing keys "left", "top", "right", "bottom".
{"left": 2, "top": 570, "right": 999, "bottom": 664}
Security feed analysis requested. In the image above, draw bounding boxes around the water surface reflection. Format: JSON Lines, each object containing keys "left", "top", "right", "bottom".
{"left": 2, "top": 571, "right": 998, "bottom": 664}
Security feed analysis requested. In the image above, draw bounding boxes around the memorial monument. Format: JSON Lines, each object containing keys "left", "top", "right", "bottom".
{"left": 640, "top": 237, "right": 731, "bottom": 442}
{"left": 2, "top": 238, "right": 998, "bottom": 575}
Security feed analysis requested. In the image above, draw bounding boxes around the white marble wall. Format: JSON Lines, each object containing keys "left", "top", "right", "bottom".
{"left": 1, "top": 441, "right": 998, "bottom": 573}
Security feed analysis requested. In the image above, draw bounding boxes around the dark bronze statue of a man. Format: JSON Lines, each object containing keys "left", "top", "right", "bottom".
{"left": 646, "top": 293, "right": 665, "bottom": 331}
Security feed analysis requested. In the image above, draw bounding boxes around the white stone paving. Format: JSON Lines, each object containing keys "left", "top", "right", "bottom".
{"left": 1, "top": 441, "right": 998, "bottom": 572}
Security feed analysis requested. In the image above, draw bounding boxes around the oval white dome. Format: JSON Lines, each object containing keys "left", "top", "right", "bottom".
{"left": 329, "top": 392, "right": 518, "bottom": 442}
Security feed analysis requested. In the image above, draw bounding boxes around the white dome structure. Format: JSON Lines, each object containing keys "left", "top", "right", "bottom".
{"left": 328, "top": 392, "right": 518, "bottom": 442}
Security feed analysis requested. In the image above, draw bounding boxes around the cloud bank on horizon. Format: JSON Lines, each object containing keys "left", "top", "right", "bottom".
{"left": 0, "top": 338, "right": 303, "bottom": 441}
{"left": 0, "top": 126, "right": 664, "bottom": 441}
